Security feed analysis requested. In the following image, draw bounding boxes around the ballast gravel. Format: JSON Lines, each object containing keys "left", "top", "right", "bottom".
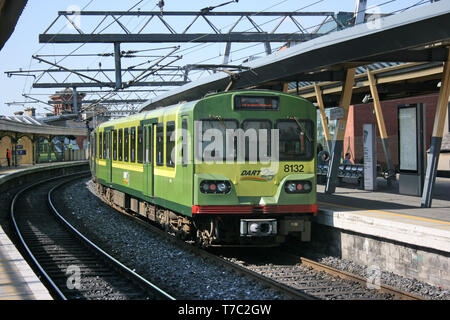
{"left": 55, "top": 178, "right": 290, "bottom": 300}
{"left": 316, "top": 256, "right": 449, "bottom": 300}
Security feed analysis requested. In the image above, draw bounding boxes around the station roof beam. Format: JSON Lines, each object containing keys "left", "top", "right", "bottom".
{"left": 39, "top": 11, "right": 334, "bottom": 44}
{"left": 139, "top": 2, "right": 450, "bottom": 111}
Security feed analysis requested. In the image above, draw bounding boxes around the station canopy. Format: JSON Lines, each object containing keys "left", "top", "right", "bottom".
{"left": 140, "top": 1, "right": 450, "bottom": 111}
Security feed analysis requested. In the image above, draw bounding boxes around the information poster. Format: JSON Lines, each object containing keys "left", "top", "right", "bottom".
{"left": 363, "top": 123, "right": 376, "bottom": 191}
{"left": 398, "top": 107, "right": 417, "bottom": 172}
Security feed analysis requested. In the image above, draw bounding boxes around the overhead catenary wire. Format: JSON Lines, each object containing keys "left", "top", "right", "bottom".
{"left": 18, "top": 0, "right": 434, "bottom": 117}
{"left": 30, "top": 0, "right": 156, "bottom": 114}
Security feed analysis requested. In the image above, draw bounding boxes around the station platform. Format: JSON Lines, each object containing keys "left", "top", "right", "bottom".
{"left": 314, "top": 176, "right": 450, "bottom": 288}
{"left": 0, "top": 161, "right": 88, "bottom": 190}
{"left": 0, "top": 161, "right": 88, "bottom": 300}
{"left": 0, "top": 161, "right": 84, "bottom": 177}
{"left": 0, "top": 225, "right": 53, "bottom": 300}
{"left": 315, "top": 176, "right": 450, "bottom": 252}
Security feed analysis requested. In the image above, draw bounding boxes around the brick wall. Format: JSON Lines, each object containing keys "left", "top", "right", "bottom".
{"left": 343, "top": 93, "right": 439, "bottom": 169}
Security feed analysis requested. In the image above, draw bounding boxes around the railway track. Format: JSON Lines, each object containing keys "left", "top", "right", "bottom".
{"left": 88, "top": 178, "right": 425, "bottom": 300}
{"left": 10, "top": 173, "right": 175, "bottom": 300}
{"left": 217, "top": 248, "right": 425, "bottom": 300}
{"left": 93, "top": 185, "right": 315, "bottom": 300}
{"left": 298, "top": 256, "right": 424, "bottom": 300}
{"left": 109, "top": 209, "right": 423, "bottom": 299}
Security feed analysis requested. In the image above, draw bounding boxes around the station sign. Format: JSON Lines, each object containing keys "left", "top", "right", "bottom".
{"left": 329, "top": 107, "right": 344, "bottom": 120}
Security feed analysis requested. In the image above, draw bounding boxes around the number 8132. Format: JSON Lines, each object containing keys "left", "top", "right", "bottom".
{"left": 283, "top": 164, "right": 304, "bottom": 173}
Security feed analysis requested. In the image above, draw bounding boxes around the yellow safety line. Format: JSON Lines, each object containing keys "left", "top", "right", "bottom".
{"left": 318, "top": 201, "right": 450, "bottom": 226}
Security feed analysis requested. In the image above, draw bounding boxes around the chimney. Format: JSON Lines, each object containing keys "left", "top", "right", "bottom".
{"left": 24, "top": 107, "right": 36, "bottom": 118}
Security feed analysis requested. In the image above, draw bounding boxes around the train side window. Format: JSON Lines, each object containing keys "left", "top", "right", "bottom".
{"left": 118, "top": 129, "right": 123, "bottom": 161}
{"left": 103, "top": 132, "right": 108, "bottom": 159}
{"left": 99, "top": 132, "right": 102, "bottom": 159}
{"left": 131, "top": 127, "right": 136, "bottom": 163}
{"left": 166, "top": 121, "right": 175, "bottom": 167}
{"left": 90, "top": 133, "right": 93, "bottom": 158}
{"left": 137, "top": 126, "right": 143, "bottom": 164}
{"left": 113, "top": 130, "right": 117, "bottom": 161}
{"left": 124, "top": 128, "right": 129, "bottom": 162}
{"left": 145, "top": 126, "right": 152, "bottom": 163}
{"left": 182, "top": 119, "right": 188, "bottom": 167}
{"left": 156, "top": 123, "right": 164, "bottom": 166}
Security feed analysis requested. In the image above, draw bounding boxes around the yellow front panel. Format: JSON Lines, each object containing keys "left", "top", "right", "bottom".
{"left": 196, "top": 161, "right": 314, "bottom": 196}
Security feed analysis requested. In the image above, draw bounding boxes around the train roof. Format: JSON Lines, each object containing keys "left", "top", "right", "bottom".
{"left": 97, "top": 100, "right": 198, "bottom": 129}
{"left": 96, "top": 89, "right": 310, "bottom": 130}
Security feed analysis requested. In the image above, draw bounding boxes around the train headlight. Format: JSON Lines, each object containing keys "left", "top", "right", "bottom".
{"left": 287, "top": 182, "right": 297, "bottom": 193}
{"left": 217, "top": 182, "right": 227, "bottom": 192}
{"left": 284, "top": 180, "right": 312, "bottom": 194}
{"left": 200, "top": 180, "right": 231, "bottom": 194}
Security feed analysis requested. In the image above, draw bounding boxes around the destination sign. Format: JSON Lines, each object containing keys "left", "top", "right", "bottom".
{"left": 234, "top": 96, "right": 279, "bottom": 110}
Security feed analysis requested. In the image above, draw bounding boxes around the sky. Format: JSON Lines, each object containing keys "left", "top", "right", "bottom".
{"left": 0, "top": 0, "right": 435, "bottom": 117}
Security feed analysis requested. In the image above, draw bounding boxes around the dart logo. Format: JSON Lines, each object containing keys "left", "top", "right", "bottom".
{"left": 240, "top": 169, "right": 274, "bottom": 182}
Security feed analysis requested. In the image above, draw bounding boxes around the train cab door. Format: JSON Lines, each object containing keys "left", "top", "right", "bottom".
{"left": 143, "top": 121, "right": 156, "bottom": 198}
{"left": 104, "top": 129, "right": 112, "bottom": 184}
{"left": 91, "top": 131, "right": 97, "bottom": 175}
{"left": 180, "top": 116, "right": 191, "bottom": 203}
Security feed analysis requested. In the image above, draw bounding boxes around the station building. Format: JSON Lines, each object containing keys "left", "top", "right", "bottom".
{"left": 0, "top": 114, "right": 88, "bottom": 167}
{"left": 293, "top": 62, "right": 450, "bottom": 177}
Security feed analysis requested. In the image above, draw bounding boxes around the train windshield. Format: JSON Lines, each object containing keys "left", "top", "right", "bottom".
{"left": 199, "top": 119, "right": 272, "bottom": 163}
{"left": 276, "top": 119, "right": 314, "bottom": 161}
{"left": 242, "top": 120, "right": 271, "bottom": 161}
{"left": 199, "top": 119, "right": 238, "bottom": 162}
{"left": 198, "top": 118, "right": 314, "bottom": 162}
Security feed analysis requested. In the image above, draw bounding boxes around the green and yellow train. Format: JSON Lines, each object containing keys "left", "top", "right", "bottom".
{"left": 90, "top": 90, "right": 317, "bottom": 246}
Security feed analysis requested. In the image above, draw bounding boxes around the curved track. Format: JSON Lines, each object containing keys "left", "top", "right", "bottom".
{"left": 94, "top": 187, "right": 315, "bottom": 300}
{"left": 95, "top": 183, "right": 424, "bottom": 300}
{"left": 10, "top": 173, "right": 175, "bottom": 300}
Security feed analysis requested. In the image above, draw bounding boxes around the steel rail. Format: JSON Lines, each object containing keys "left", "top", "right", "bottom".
{"left": 10, "top": 172, "right": 175, "bottom": 300}
{"left": 298, "top": 257, "right": 424, "bottom": 300}
{"left": 94, "top": 181, "right": 429, "bottom": 300}
{"left": 10, "top": 172, "right": 88, "bottom": 300}
{"left": 48, "top": 175, "right": 176, "bottom": 300}
{"left": 95, "top": 190, "right": 316, "bottom": 300}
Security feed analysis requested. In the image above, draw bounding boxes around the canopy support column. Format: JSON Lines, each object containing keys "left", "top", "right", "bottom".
{"left": 314, "top": 83, "right": 332, "bottom": 152}
{"left": 325, "top": 68, "right": 356, "bottom": 194}
{"left": 367, "top": 68, "right": 394, "bottom": 183}
{"left": 421, "top": 49, "right": 450, "bottom": 208}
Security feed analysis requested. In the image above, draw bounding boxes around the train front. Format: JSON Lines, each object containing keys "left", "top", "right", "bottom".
{"left": 192, "top": 91, "right": 317, "bottom": 246}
